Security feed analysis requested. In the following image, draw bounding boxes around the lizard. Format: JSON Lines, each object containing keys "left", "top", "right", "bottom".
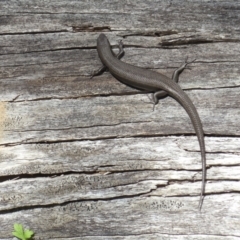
{"left": 91, "top": 33, "right": 206, "bottom": 210}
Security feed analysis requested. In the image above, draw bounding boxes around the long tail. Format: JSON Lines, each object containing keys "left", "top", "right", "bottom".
{"left": 198, "top": 150, "right": 206, "bottom": 210}
{"left": 170, "top": 89, "right": 206, "bottom": 211}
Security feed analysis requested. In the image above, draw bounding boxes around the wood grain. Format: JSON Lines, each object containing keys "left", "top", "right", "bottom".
{"left": 0, "top": 0, "right": 240, "bottom": 239}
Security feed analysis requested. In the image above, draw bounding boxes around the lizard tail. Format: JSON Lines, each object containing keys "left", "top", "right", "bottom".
{"left": 198, "top": 151, "right": 206, "bottom": 211}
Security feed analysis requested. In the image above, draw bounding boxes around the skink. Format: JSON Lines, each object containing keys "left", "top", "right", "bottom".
{"left": 92, "top": 33, "right": 206, "bottom": 210}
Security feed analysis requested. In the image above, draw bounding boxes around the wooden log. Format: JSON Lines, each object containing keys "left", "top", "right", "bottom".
{"left": 0, "top": 0, "right": 240, "bottom": 239}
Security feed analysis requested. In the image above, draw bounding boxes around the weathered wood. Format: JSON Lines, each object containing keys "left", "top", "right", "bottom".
{"left": 1, "top": 0, "right": 240, "bottom": 239}
{"left": 0, "top": 136, "right": 240, "bottom": 212}
{"left": 1, "top": 88, "right": 240, "bottom": 145}
{"left": 1, "top": 42, "right": 240, "bottom": 83}
{"left": 0, "top": 194, "right": 240, "bottom": 239}
{"left": 1, "top": 0, "right": 240, "bottom": 35}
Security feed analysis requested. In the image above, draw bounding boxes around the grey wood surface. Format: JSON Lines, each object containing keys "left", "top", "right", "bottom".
{"left": 0, "top": 0, "right": 240, "bottom": 239}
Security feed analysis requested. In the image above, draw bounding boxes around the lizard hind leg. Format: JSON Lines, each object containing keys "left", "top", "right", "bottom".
{"left": 172, "top": 56, "right": 196, "bottom": 82}
{"left": 148, "top": 92, "right": 162, "bottom": 111}
{"left": 90, "top": 65, "right": 108, "bottom": 79}
{"left": 148, "top": 57, "right": 196, "bottom": 109}
{"left": 116, "top": 40, "right": 124, "bottom": 59}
